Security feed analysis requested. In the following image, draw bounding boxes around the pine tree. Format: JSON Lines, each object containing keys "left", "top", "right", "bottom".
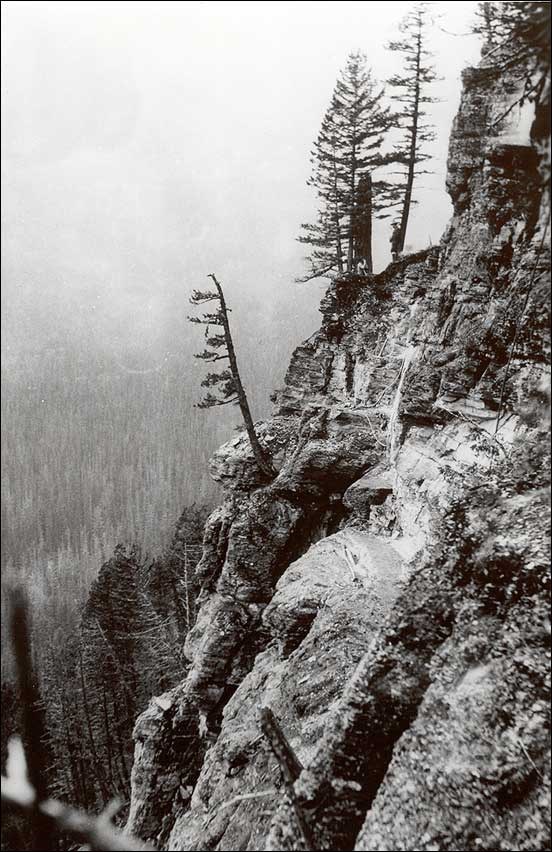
{"left": 189, "top": 274, "right": 275, "bottom": 479}
{"left": 335, "top": 52, "right": 395, "bottom": 273}
{"left": 38, "top": 529, "right": 199, "bottom": 816}
{"left": 299, "top": 108, "right": 346, "bottom": 279}
{"left": 387, "top": 2, "right": 439, "bottom": 256}
{"left": 299, "top": 52, "right": 395, "bottom": 280}
{"left": 148, "top": 503, "right": 208, "bottom": 640}
{"left": 78, "top": 544, "right": 182, "bottom": 804}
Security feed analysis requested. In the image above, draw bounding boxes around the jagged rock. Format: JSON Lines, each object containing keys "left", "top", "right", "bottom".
{"left": 354, "top": 473, "right": 551, "bottom": 852}
{"left": 209, "top": 417, "right": 295, "bottom": 491}
{"left": 193, "top": 499, "right": 238, "bottom": 588}
{"left": 125, "top": 684, "right": 206, "bottom": 848}
{"left": 184, "top": 476, "right": 356, "bottom": 732}
{"left": 277, "top": 337, "right": 338, "bottom": 416}
{"left": 275, "top": 420, "right": 381, "bottom": 494}
{"left": 343, "top": 467, "right": 394, "bottom": 510}
{"left": 266, "top": 441, "right": 551, "bottom": 852}
{"left": 167, "top": 530, "right": 405, "bottom": 852}
{"left": 127, "top": 47, "right": 551, "bottom": 852}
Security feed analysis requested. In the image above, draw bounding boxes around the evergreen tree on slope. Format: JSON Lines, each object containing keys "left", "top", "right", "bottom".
{"left": 299, "top": 51, "right": 395, "bottom": 280}
{"left": 386, "top": 2, "right": 438, "bottom": 256}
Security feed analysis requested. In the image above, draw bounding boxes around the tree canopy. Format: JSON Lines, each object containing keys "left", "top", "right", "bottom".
{"left": 299, "top": 51, "right": 396, "bottom": 280}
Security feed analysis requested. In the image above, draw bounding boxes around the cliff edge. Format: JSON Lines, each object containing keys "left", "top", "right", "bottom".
{"left": 126, "top": 50, "right": 551, "bottom": 852}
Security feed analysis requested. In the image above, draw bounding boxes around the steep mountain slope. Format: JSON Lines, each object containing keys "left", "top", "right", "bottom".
{"left": 126, "top": 49, "right": 551, "bottom": 852}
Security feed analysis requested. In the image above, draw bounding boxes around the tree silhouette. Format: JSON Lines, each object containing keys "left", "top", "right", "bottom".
{"left": 387, "top": 3, "right": 439, "bottom": 256}
{"left": 75, "top": 544, "right": 184, "bottom": 805}
{"left": 189, "top": 274, "right": 275, "bottom": 478}
{"left": 299, "top": 107, "right": 346, "bottom": 279}
{"left": 1, "top": 588, "right": 153, "bottom": 851}
{"left": 299, "top": 52, "right": 396, "bottom": 280}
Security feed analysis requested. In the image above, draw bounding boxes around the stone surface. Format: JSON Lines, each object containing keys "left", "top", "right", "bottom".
{"left": 167, "top": 530, "right": 405, "bottom": 851}
{"left": 354, "top": 478, "right": 551, "bottom": 852}
{"left": 125, "top": 684, "right": 206, "bottom": 848}
{"left": 126, "top": 47, "right": 551, "bottom": 852}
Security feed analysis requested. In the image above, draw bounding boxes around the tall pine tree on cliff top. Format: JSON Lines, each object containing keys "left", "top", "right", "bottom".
{"left": 299, "top": 107, "right": 346, "bottom": 279}
{"left": 386, "top": 2, "right": 438, "bottom": 257}
{"left": 298, "top": 52, "right": 395, "bottom": 281}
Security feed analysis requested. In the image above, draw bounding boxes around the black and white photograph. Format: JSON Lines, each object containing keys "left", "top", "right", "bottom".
{"left": 1, "top": 1, "right": 550, "bottom": 850}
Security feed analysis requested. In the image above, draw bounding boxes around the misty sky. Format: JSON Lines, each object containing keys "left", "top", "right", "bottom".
{"left": 1, "top": 1, "right": 482, "bottom": 366}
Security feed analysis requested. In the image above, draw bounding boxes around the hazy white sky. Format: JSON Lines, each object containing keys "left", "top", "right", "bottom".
{"left": 1, "top": 0, "right": 481, "bottom": 361}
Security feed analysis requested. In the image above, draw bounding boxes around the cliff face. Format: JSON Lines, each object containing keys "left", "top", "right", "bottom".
{"left": 126, "top": 55, "right": 551, "bottom": 852}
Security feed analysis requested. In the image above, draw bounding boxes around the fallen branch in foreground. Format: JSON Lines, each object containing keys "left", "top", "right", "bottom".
{"left": 3, "top": 586, "right": 154, "bottom": 852}
{"left": 1, "top": 736, "right": 154, "bottom": 851}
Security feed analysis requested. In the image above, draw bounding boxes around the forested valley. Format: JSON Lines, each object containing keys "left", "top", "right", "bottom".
{"left": 1, "top": 282, "right": 320, "bottom": 659}
{"left": 3, "top": 1, "right": 549, "bottom": 850}
{"left": 1, "top": 281, "right": 320, "bottom": 849}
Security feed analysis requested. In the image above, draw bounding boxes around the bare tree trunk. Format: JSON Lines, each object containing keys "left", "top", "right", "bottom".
{"left": 78, "top": 648, "right": 110, "bottom": 802}
{"left": 331, "top": 148, "right": 344, "bottom": 273}
{"left": 60, "top": 686, "right": 89, "bottom": 806}
{"left": 208, "top": 274, "right": 275, "bottom": 478}
{"left": 397, "top": 29, "right": 422, "bottom": 255}
{"left": 355, "top": 173, "right": 373, "bottom": 272}
{"left": 77, "top": 755, "right": 91, "bottom": 808}
{"left": 365, "top": 177, "right": 373, "bottom": 273}
{"left": 101, "top": 680, "right": 115, "bottom": 791}
{"left": 114, "top": 718, "right": 131, "bottom": 787}
{"left": 347, "top": 141, "right": 357, "bottom": 272}
{"left": 9, "top": 588, "right": 56, "bottom": 851}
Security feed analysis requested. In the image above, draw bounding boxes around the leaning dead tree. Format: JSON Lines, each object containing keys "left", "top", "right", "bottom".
{"left": 189, "top": 273, "right": 275, "bottom": 478}
{"left": 1, "top": 588, "right": 153, "bottom": 852}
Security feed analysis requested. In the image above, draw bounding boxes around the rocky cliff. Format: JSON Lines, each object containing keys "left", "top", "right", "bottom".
{"left": 126, "top": 50, "right": 551, "bottom": 852}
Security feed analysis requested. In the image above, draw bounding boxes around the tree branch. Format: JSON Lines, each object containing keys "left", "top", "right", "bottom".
{"left": 1, "top": 759, "right": 153, "bottom": 852}
{"left": 197, "top": 395, "right": 239, "bottom": 408}
{"left": 260, "top": 707, "right": 315, "bottom": 851}
{"left": 3, "top": 589, "right": 153, "bottom": 851}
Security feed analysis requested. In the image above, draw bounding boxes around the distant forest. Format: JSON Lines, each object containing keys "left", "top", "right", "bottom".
{"left": 1, "top": 302, "right": 315, "bottom": 848}
{"left": 1, "top": 289, "right": 318, "bottom": 680}
{"left": 3, "top": 1, "right": 548, "bottom": 848}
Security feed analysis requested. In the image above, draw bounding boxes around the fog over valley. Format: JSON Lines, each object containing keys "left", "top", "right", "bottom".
{"left": 1, "top": 0, "right": 479, "bottom": 662}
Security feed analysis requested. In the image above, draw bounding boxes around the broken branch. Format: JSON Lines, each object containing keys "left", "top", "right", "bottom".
{"left": 260, "top": 707, "right": 316, "bottom": 851}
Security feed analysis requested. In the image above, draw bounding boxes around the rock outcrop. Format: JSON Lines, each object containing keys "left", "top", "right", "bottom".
{"left": 126, "top": 47, "right": 551, "bottom": 852}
